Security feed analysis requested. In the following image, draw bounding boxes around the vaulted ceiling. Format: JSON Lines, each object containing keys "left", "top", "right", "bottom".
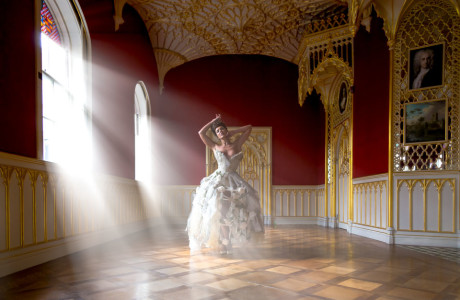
{"left": 113, "top": 0, "right": 348, "bottom": 91}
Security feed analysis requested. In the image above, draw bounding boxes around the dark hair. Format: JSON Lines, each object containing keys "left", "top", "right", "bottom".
{"left": 211, "top": 120, "right": 227, "bottom": 136}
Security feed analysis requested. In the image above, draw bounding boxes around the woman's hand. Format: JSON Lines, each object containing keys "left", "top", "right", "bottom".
{"left": 199, "top": 114, "right": 222, "bottom": 148}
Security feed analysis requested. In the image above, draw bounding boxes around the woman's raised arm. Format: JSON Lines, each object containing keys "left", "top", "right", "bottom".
{"left": 229, "top": 125, "right": 252, "bottom": 148}
{"left": 198, "top": 114, "right": 221, "bottom": 149}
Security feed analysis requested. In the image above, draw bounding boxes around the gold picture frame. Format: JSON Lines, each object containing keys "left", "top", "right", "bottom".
{"left": 409, "top": 43, "right": 444, "bottom": 91}
{"left": 404, "top": 99, "right": 447, "bottom": 145}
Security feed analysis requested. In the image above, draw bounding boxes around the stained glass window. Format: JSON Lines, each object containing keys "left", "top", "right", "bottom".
{"left": 40, "top": 0, "right": 61, "bottom": 44}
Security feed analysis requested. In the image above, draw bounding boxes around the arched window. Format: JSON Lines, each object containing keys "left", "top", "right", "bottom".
{"left": 40, "top": 0, "right": 91, "bottom": 170}
{"left": 134, "top": 82, "right": 151, "bottom": 181}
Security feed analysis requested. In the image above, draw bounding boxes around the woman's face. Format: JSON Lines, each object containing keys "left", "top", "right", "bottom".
{"left": 215, "top": 126, "right": 228, "bottom": 139}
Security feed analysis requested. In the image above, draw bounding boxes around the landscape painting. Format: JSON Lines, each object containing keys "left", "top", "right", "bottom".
{"left": 404, "top": 100, "right": 447, "bottom": 144}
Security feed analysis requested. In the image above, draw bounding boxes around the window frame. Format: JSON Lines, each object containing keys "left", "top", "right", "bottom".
{"left": 134, "top": 81, "right": 152, "bottom": 181}
{"left": 36, "top": 0, "right": 92, "bottom": 163}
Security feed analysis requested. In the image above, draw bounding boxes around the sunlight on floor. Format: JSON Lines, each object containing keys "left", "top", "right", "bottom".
{"left": 1, "top": 226, "right": 459, "bottom": 299}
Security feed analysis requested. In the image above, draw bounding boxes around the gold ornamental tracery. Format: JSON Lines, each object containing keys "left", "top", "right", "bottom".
{"left": 392, "top": 0, "right": 459, "bottom": 172}
{"left": 297, "top": 27, "right": 353, "bottom": 107}
{"left": 114, "top": 0, "right": 348, "bottom": 92}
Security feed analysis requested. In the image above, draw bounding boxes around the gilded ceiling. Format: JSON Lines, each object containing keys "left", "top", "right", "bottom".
{"left": 114, "top": 0, "right": 348, "bottom": 90}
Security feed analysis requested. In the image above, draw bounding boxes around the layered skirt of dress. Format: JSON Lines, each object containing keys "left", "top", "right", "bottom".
{"left": 187, "top": 169, "right": 265, "bottom": 252}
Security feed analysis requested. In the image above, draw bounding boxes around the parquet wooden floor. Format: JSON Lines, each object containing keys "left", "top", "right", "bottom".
{"left": 1, "top": 225, "right": 459, "bottom": 299}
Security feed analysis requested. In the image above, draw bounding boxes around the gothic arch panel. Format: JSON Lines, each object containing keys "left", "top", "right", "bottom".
{"left": 393, "top": 0, "right": 460, "bottom": 172}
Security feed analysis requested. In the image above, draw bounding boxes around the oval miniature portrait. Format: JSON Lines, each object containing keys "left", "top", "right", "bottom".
{"left": 338, "top": 82, "right": 347, "bottom": 114}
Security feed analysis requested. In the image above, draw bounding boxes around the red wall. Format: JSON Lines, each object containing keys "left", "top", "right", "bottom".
{"left": 155, "top": 55, "right": 325, "bottom": 185}
{"left": 0, "top": 1, "right": 37, "bottom": 157}
{"left": 80, "top": 1, "right": 159, "bottom": 179}
{"left": 0, "top": 0, "right": 325, "bottom": 185}
{"left": 0, "top": 0, "right": 159, "bottom": 180}
{"left": 90, "top": 35, "right": 159, "bottom": 178}
{"left": 353, "top": 15, "right": 390, "bottom": 178}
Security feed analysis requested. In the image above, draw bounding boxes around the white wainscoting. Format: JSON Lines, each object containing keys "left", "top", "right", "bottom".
{"left": 353, "top": 174, "right": 388, "bottom": 229}
{"left": 153, "top": 185, "right": 197, "bottom": 224}
{"left": 393, "top": 171, "right": 459, "bottom": 247}
{"left": 0, "top": 153, "right": 150, "bottom": 277}
{"left": 118, "top": 172, "right": 460, "bottom": 248}
{"left": 349, "top": 174, "right": 393, "bottom": 243}
{"left": 349, "top": 172, "right": 460, "bottom": 247}
{"left": 5, "top": 162, "right": 455, "bottom": 278}
{"left": 271, "top": 185, "right": 325, "bottom": 225}
{"left": 156, "top": 185, "right": 326, "bottom": 226}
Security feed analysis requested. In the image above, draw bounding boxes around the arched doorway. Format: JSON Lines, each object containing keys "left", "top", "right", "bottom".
{"left": 335, "top": 123, "right": 350, "bottom": 229}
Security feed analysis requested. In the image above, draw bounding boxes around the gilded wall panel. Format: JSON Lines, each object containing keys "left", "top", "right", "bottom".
{"left": 396, "top": 178, "right": 456, "bottom": 233}
{"left": 0, "top": 157, "right": 147, "bottom": 255}
{"left": 45, "top": 179, "right": 54, "bottom": 240}
{"left": 0, "top": 156, "right": 150, "bottom": 277}
{"left": 440, "top": 180, "right": 455, "bottom": 232}
{"left": 35, "top": 173, "right": 46, "bottom": 243}
{"left": 274, "top": 191, "right": 282, "bottom": 216}
{"left": 290, "top": 191, "right": 297, "bottom": 216}
{"left": 412, "top": 181, "right": 424, "bottom": 231}
{"left": 365, "top": 187, "right": 371, "bottom": 225}
{"left": 22, "top": 173, "right": 34, "bottom": 246}
{"left": 8, "top": 171, "right": 21, "bottom": 249}
{"left": 397, "top": 182, "right": 411, "bottom": 230}
{"left": 276, "top": 191, "right": 286, "bottom": 216}
{"left": 365, "top": 186, "right": 370, "bottom": 225}
{"left": 295, "top": 192, "right": 302, "bottom": 216}
{"left": 353, "top": 186, "right": 359, "bottom": 224}
{"left": 353, "top": 177, "right": 388, "bottom": 229}
{"left": 382, "top": 184, "right": 388, "bottom": 229}
{"left": 317, "top": 188, "right": 325, "bottom": 217}
{"left": 55, "top": 180, "right": 65, "bottom": 239}
{"left": 393, "top": 0, "right": 459, "bottom": 171}
{"left": 272, "top": 186, "right": 323, "bottom": 217}
{"left": 426, "top": 181, "right": 438, "bottom": 231}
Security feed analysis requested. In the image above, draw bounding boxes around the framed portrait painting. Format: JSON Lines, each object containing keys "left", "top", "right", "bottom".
{"left": 409, "top": 43, "right": 444, "bottom": 90}
{"left": 404, "top": 99, "right": 447, "bottom": 144}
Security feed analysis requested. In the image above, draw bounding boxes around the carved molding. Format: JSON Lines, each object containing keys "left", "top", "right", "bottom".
{"left": 153, "top": 48, "right": 187, "bottom": 94}
{"left": 114, "top": 0, "right": 349, "bottom": 92}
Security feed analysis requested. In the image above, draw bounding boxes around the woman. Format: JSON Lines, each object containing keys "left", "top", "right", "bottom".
{"left": 187, "top": 115, "right": 264, "bottom": 254}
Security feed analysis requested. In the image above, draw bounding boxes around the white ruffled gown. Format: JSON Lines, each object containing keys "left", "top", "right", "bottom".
{"left": 187, "top": 149, "right": 265, "bottom": 252}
